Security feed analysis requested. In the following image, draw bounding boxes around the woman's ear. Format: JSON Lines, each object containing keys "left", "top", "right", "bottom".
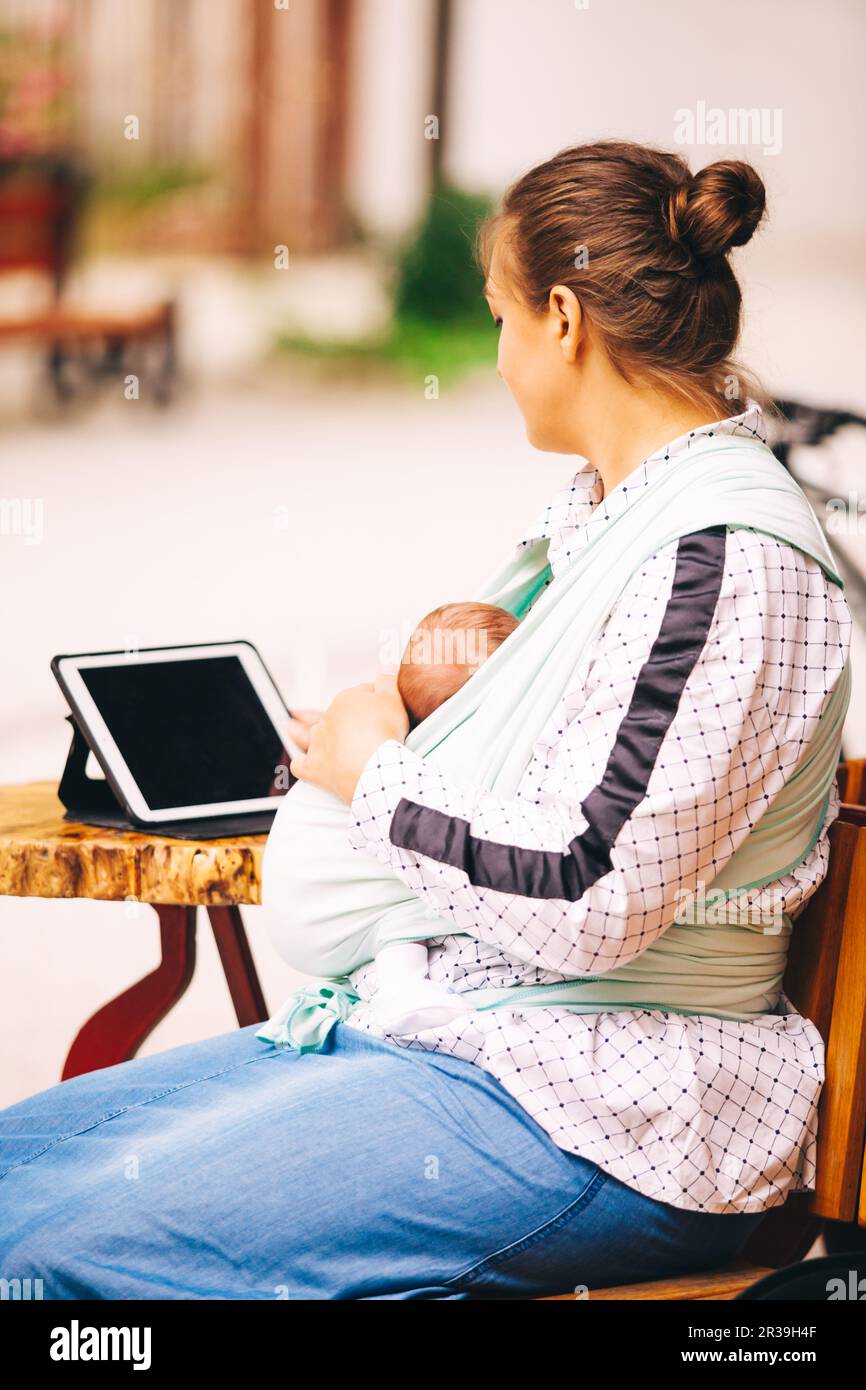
{"left": 548, "top": 284, "right": 583, "bottom": 364}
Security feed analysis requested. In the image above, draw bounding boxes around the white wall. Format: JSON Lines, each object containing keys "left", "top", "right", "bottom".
{"left": 345, "top": 0, "right": 438, "bottom": 237}
{"left": 348, "top": 0, "right": 866, "bottom": 404}
{"left": 448, "top": 0, "right": 865, "bottom": 254}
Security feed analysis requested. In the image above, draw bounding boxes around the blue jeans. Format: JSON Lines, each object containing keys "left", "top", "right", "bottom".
{"left": 0, "top": 1022, "right": 768, "bottom": 1299}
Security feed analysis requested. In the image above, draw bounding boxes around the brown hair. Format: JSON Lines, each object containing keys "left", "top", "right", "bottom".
{"left": 477, "top": 140, "right": 768, "bottom": 418}
{"left": 397, "top": 601, "right": 519, "bottom": 728}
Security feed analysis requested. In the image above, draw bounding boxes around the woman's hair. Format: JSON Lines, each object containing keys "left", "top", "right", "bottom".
{"left": 477, "top": 140, "right": 769, "bottom": 417}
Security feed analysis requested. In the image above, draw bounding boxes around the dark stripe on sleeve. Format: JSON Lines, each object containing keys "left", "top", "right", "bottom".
{"left": 388, "top": 526, "right": 728, "bottom": 900}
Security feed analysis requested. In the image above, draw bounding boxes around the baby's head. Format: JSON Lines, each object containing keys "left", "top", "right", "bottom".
{"left": 397, "top": 601, "right": 519, "bottom": 729}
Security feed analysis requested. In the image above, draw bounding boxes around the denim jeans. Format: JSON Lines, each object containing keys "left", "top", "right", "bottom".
{"left": 0, "top": 1022, "right": 769, "bottom": 1299}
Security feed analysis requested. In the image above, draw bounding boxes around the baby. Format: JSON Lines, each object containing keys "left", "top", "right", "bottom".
{"left": 397, "top": 600, "right": 519, "bottom": 728}
{"left": 371, "top": 600, "right": 520, "bottom": 1031}
{"left": 262, "top": 599, "right": 519, "bottom": 1040}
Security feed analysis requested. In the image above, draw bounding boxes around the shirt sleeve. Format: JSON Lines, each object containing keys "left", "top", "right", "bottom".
{"left": 346, "top": 527, "right": 845, "bottom": 979}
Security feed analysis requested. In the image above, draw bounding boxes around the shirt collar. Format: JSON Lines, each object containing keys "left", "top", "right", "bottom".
{"left": 517, "top": 402, "right": 767, "bottom": 575}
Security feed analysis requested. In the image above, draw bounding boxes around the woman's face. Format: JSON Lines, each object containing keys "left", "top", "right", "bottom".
{"left": 484, "top": 234, "right": 585, "bottom": 454}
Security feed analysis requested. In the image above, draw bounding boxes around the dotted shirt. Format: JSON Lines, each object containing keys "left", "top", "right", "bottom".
{"left": 343, "top": 404, "right": 852, "bottom": 1215}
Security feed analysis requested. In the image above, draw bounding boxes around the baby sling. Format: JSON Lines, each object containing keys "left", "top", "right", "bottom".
{"left": 257, "top": 432, "right": 850, "bottom": 1052}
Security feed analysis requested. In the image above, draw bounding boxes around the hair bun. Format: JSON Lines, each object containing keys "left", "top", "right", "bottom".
{"left": 666, "top": 160, "right": 766, "bottom": 258}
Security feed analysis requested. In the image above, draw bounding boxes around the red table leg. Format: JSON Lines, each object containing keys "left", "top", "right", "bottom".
{"left": 206, "top": 905, "right": 268, "bottom": 1025}
{"left": 62, "top": 904, "right": 197, "bottom": 1079}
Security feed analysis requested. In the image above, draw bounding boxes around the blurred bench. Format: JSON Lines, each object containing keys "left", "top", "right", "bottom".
{"left": 0, "top": 158, "right": 176, "bottom": 403}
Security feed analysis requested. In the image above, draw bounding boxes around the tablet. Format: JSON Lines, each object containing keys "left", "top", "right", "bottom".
{"left": 52, "top": 641, "right": 300, "bottom": 825}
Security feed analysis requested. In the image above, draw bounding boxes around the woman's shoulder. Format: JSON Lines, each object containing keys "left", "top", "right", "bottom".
{"left": 609, "top": 525, "right": 849, "bottom": 616}
{"left": 722, "top": 528, "right": 851, "bottom": 629}
{"left": 589, "top": 525, "right": 850, "bottom": 678}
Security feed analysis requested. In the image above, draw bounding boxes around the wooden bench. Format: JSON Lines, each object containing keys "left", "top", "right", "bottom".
{"left": 540, "top": 800, "right": 866, "bottom": 1299}
{"left": 838, "top": 758, "right": 866, "bottom": 806}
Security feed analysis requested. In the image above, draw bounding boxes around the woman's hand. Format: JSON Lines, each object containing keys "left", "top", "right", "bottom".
{"left": 289, "top": 674, "right": 409, "bottom": 805}
{"left": 285, "top": 707, "right": 325, "bottom": 754}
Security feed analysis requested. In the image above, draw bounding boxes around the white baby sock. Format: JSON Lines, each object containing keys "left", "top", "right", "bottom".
{"left": 376, "top": 941, "right": 430, "bottom": 990}
{"left": 372, "top": 941, "right": 469, "bottom": 1034}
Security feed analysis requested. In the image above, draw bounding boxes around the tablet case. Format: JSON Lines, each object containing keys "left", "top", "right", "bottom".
{"left": 57, "top": 713, "right": 280, "bottom": 841}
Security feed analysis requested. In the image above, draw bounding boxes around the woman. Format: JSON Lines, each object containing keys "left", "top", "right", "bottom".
{"left": 0, "top": 141, "right": 851, "bottom": 1299}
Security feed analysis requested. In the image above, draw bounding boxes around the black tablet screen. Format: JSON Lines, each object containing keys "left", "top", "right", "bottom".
{"left": 80, "top": 655, "right": 287, "bottom": 810}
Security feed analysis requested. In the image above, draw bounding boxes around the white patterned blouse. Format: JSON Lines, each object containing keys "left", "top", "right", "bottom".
{"left": 342, "top": 403, "right": 851, "bottom": 1215}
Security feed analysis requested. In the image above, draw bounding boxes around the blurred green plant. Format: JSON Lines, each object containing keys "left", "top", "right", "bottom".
{"left": 276, "top": 314, "right": 498, "bottom": 385}
{"left": 393, "top": 181, "right": 494, "bottom": 325}
{"left": 276, "top": 179, "right": 499, "bottom": 386}
{"left": 92, "top": 161, "right": 214, "bottom": 208}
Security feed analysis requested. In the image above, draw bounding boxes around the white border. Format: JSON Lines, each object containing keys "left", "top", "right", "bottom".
{"left": 56, "top": 643, "right": 300, "bottom": 823}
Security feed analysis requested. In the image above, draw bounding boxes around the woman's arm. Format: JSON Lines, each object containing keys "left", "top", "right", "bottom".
{"left": 333, "top": 533, "right": 849, "bottom": 979}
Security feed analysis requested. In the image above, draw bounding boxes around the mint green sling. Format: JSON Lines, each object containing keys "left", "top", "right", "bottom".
{"left": 257, "top": 434, "right": 851, "bottom": 1052}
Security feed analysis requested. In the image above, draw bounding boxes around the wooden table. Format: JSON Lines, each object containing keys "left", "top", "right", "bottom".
{"left": 0, "top": 782, "right": 269, "bottom": 1079}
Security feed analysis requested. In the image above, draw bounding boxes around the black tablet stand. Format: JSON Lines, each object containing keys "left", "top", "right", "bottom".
{"left": 57, "top": 715, "right": 279, "bottom": 840}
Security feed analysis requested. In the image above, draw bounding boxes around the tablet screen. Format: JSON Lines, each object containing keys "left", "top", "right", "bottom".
{"left": 79, "top": 654, "right": 286, "bottom": 811}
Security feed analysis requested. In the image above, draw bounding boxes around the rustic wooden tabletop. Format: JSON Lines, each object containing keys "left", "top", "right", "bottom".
{"left": 0, "top": 782, "right": 266, "bottom": 907}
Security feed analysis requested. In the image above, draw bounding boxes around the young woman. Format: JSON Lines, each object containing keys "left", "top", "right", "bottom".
{"left": 0, "top": 141, "right": 851, "bottom": 1300}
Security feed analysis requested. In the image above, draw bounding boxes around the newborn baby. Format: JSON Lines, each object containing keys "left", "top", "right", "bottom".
{"left": 374, "top": 600, "right": 519, "bottom": 1030}
{"left": 397, "top": 600, "right": 519, "bottom": 728}
{"left": 261, "top": 599, "right": 518, "bottom": 1040}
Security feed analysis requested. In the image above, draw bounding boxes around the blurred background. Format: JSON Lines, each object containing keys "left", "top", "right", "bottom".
{"left": 1, "top": 0, "right": 865, "bottom": 1105}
